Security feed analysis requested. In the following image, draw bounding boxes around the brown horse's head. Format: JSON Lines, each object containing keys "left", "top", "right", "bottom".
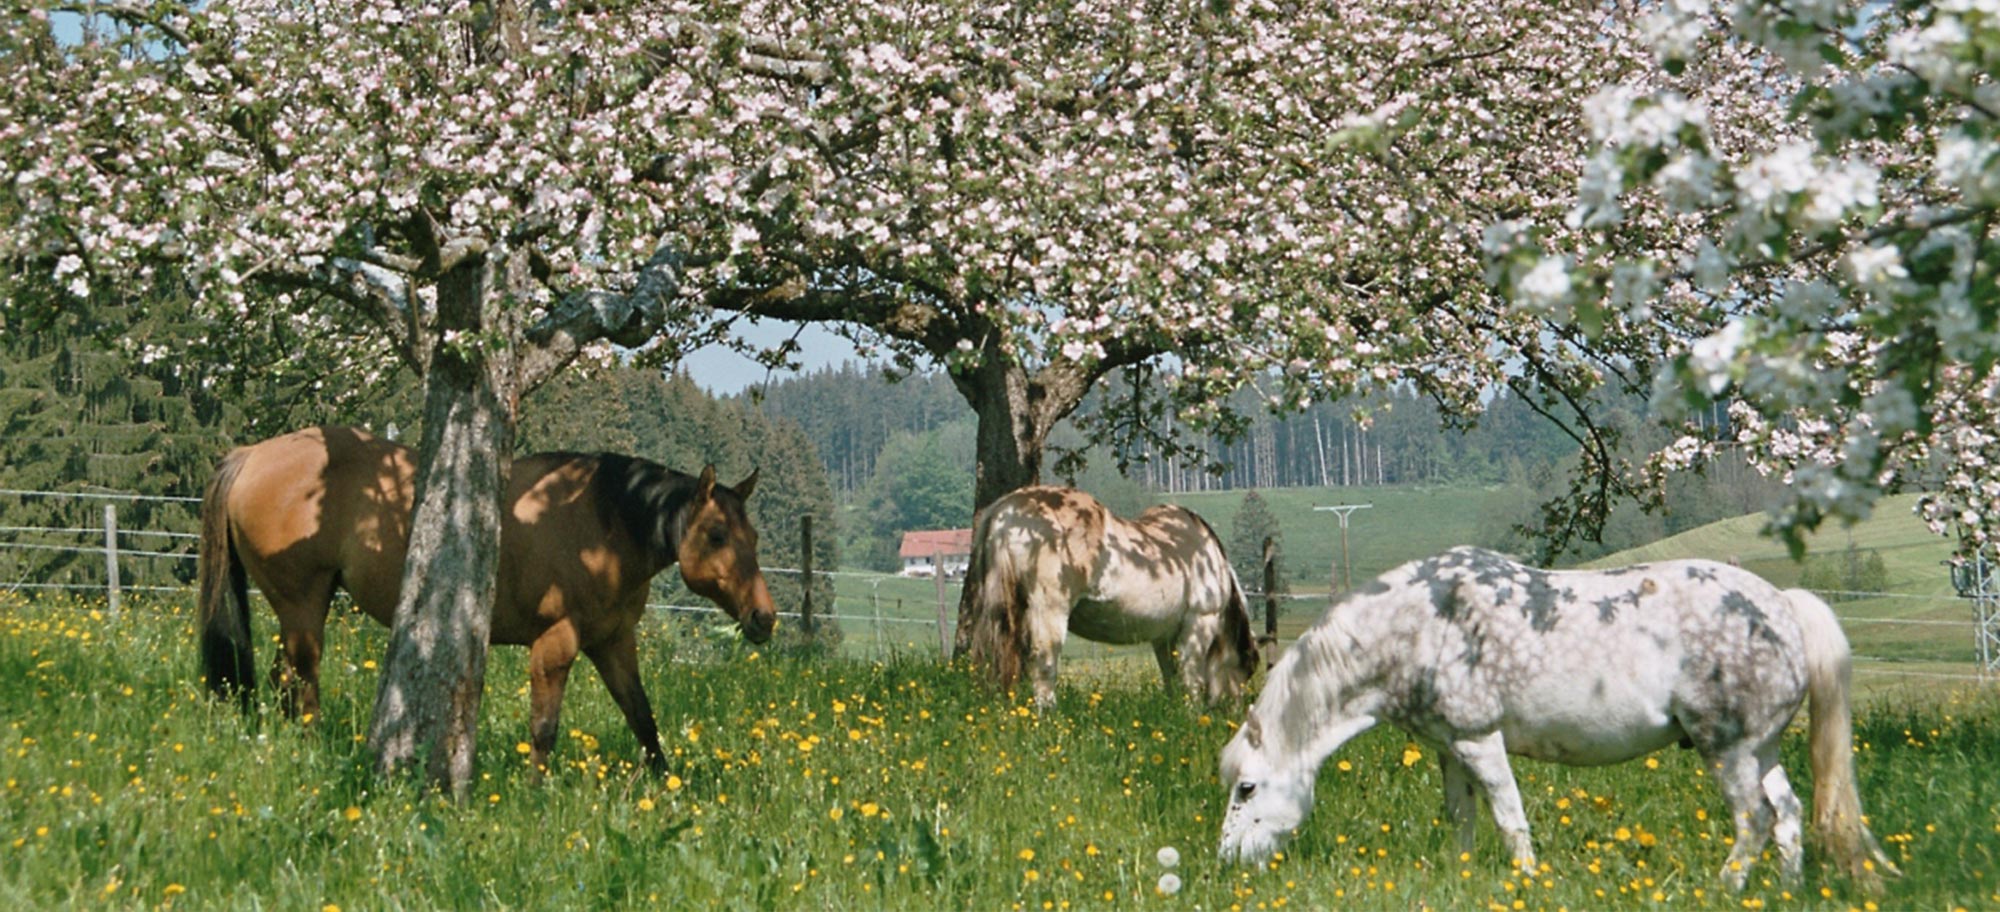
{"left": 678, "top": 465, "right": 776, "bottom": 643}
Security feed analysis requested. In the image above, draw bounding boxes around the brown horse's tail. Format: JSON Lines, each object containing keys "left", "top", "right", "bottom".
{"left": 962, "top": 505, "right": 1028, "bottom": 692}
{"left": 198, "top": 450, "right": 256, "bottom": 711}
{"left": 1784, "top": 588, "right": 1899, "bottom": 892}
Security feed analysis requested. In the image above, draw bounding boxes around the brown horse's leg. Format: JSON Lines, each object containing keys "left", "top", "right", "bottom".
{"left": 265, "top": 582, "right": 334, "bottom": 721}
{"left": 526, "top": 623, "right": 580, "bottom": 778}
{"left": 585, "top": 631, "right": 667, "bottom": 773}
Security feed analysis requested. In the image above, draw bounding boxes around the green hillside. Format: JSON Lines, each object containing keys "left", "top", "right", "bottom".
{"left": 1161, "top": 483, "right": 1515, "bottom": 593}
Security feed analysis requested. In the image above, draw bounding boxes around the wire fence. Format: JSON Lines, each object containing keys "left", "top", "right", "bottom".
{"left": 4, "top": 487, "right": 1996, "bottom": 683}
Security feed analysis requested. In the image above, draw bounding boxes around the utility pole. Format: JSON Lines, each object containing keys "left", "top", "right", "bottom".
{"left": 1312, "top": 504, "right": 1372, "bottom": 594}
{"left": 1950, "top": 555, "right": 1999, "bottom": 678}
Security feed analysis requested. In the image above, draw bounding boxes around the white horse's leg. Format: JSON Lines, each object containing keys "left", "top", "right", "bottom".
{"left": 1440, "top": 751, "right": 1480, "bottom": 856}
{"left": 1710, "top": 745, "right": 1776, "bottom": 891}
{"left": 1449, "top": 732, "right": 1536, "bottom": 874}
{"left": 1759, "top": 754, "right": 1805, "bottom": 888}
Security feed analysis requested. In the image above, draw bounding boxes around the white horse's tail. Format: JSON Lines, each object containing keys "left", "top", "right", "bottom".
{"left": 1784, "top": 588, "right": 1899, "bottom": 890}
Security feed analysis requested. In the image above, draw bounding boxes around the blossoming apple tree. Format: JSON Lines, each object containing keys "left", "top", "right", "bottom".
{"left": 1487, "top": 0, "right": 2000, "bottom": 560}
{"left": 5, "top": 0, "right": 1726, "bottom": 789}
{"left": 683, "top": 0, "right": 1685, "bottom": 533}
{"left": 0, "top": 0, "right": 853, "bottom": 791}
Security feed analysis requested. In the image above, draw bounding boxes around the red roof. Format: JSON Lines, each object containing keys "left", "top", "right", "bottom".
{"left": 899, "top": 528, "right": 973, "bottom": 559}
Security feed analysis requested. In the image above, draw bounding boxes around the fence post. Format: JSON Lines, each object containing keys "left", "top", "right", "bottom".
{"left": 934, "top": 545, "right": 950, "bottom": 661}
{"left": 103, "top": 504, "right": 121, "bottom": 619}
{"left": 1261, "top": 536, "right": 1278, "bottom": 668}
{"left": 800, "top": 515, "right": 815, "bottom": 638}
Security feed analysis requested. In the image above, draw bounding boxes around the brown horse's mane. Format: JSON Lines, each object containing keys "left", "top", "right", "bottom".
{"left": 541, "top": 452, "right": 708, "bottom": 569}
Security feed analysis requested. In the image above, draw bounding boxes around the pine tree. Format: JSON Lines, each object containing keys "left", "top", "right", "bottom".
{"left": 1229, "top": 490, "right": 1284, "bottom": 598}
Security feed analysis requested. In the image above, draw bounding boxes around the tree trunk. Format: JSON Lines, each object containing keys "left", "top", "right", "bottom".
{"left": 961, "top": 357, "right": 1045, "bottom": 512}
{"left": 367, "top": 262, "right": 517, "bottom": 794}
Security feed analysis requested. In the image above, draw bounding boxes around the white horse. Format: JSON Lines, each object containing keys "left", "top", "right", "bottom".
{"left": 1218, "top": 546, "right": 1900, "bottom": 892}
{"left": 959, "top": 486, "right": 1259, "bottom": 709}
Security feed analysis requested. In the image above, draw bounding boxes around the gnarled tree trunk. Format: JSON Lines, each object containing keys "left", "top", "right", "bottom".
{"left": 366, "top": 259, "right": 519, "bottom": 793}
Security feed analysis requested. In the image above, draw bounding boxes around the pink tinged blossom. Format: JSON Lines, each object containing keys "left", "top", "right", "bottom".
{"left": 1513, "top": 256, "right": 1573, "bottom": 316}
{"left": 1845, "top": 244, "right": 1907, "bottom": 294}
{"left": 1687, "top": 321, "right": 1747, "bottom": 397}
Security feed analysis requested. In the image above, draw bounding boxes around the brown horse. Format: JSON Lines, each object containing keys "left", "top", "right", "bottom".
{"left": 197, "top": 426, "right": 775, "bottom": 772}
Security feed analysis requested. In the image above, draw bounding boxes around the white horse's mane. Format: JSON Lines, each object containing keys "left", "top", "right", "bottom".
{"left": 1255, "top": 600, "right": 1376, "bottom": 762}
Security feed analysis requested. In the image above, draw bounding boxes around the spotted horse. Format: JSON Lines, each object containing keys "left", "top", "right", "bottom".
{"left": 958, "top": 486, "right": 1258, "bottom": 709}
{"left": 1218, "top": 546, "right": 1900, "bottom": 892}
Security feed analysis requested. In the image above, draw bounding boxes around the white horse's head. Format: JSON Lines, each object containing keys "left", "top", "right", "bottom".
{"left": 1217, "top": 714, "right": 1314, "bottom": 865}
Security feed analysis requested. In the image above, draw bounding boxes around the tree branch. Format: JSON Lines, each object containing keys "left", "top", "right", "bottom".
{"left": 260, "top": 256, "right": 427, "bottom": 374}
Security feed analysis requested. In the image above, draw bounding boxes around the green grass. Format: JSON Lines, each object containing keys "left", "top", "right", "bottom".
{"left": 3, "top": 591, "right": 1997, "bottom": 910}
{"left": 1161, "top": 483, "right": 1515, "bottom": 594}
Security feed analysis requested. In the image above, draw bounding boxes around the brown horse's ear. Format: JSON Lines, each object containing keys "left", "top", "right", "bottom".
{"left": 734, "top": 467, "right": 760, "bottom": 500}
{"left": 697, "top": 464, "right": 717, "bottom": 500}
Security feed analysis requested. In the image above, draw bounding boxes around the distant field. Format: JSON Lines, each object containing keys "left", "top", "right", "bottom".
{"left": 1161, "top": 483, "right": 1516, "bottom": 592}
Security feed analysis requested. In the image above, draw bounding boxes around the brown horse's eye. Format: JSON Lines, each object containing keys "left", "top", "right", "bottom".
{"left": 707, "top": 527, "right": 727, "bottom": 548}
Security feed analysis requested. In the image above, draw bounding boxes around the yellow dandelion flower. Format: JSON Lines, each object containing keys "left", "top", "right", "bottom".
{"left": 638, "top": 798, "right": 656, "bottom": 812}
{"left": 164, "top": 884, "right": 187, "bottom": 897}
{"left": 343, "top": 806, "right": 362, "bottom": 822}
{"left": 667, "top": 775, "right": 685, "bottom": 792}
{"left": 829, "top": 807, "right": 844, "bottom": 821}
{"left": 1018, "top": 848, "right": 1036, "bottom": 862}
{"left": 1024, "top": 869, "right": 1041, "bottom": 882}
{"left": 1645, "top": 757, "right": 1660, "bottom": 770}
{"left": 1337, "top": 760, "right": 1353, "bottom": 772}
{"left": 515, "top": 742, "right": 531, "bottom": 755}
{"left": 1615, "top": 827, "right": 1632, "bottom": 841}
{"left": 861, "top": 802, "right": 881, "bottom": 818}
{"left": 1401, "top": 745, "right": 1423, "bottom": 767}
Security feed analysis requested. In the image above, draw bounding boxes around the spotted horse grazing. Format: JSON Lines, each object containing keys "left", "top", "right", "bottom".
{"left": 958, "top": 486, "right": 1259, "bottom": 709}
{"left": 1218, "top": 546, "right": 1900, "bottom": 892}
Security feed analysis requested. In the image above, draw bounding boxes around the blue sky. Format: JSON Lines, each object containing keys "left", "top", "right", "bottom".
{"left": 679, "top": 320, "right": 863, "bottom": 395}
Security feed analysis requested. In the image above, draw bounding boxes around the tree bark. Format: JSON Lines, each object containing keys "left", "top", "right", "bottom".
{"left": 960, "top": 355, "right": 1044, "bottom": 512}
{"left": 366, "top": 259, "right": 517, "bottom": 793}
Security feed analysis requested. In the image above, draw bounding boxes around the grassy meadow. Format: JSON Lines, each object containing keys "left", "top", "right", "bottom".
{"left": 3, "top": 590, "right": 1997, "bottom": 910}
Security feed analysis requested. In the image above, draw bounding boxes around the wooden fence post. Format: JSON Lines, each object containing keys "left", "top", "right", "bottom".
{"left": 1261, "top": 535, "right": 1278, "bottom": 667}
{"left": 800, "top": 515, "right": 815, "bottom": 637}
{"left": 103, "top": 504, "right": 121, "bottom": 619}
{"left": 935, "top": 545, "right": 950, "bottom": 661}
